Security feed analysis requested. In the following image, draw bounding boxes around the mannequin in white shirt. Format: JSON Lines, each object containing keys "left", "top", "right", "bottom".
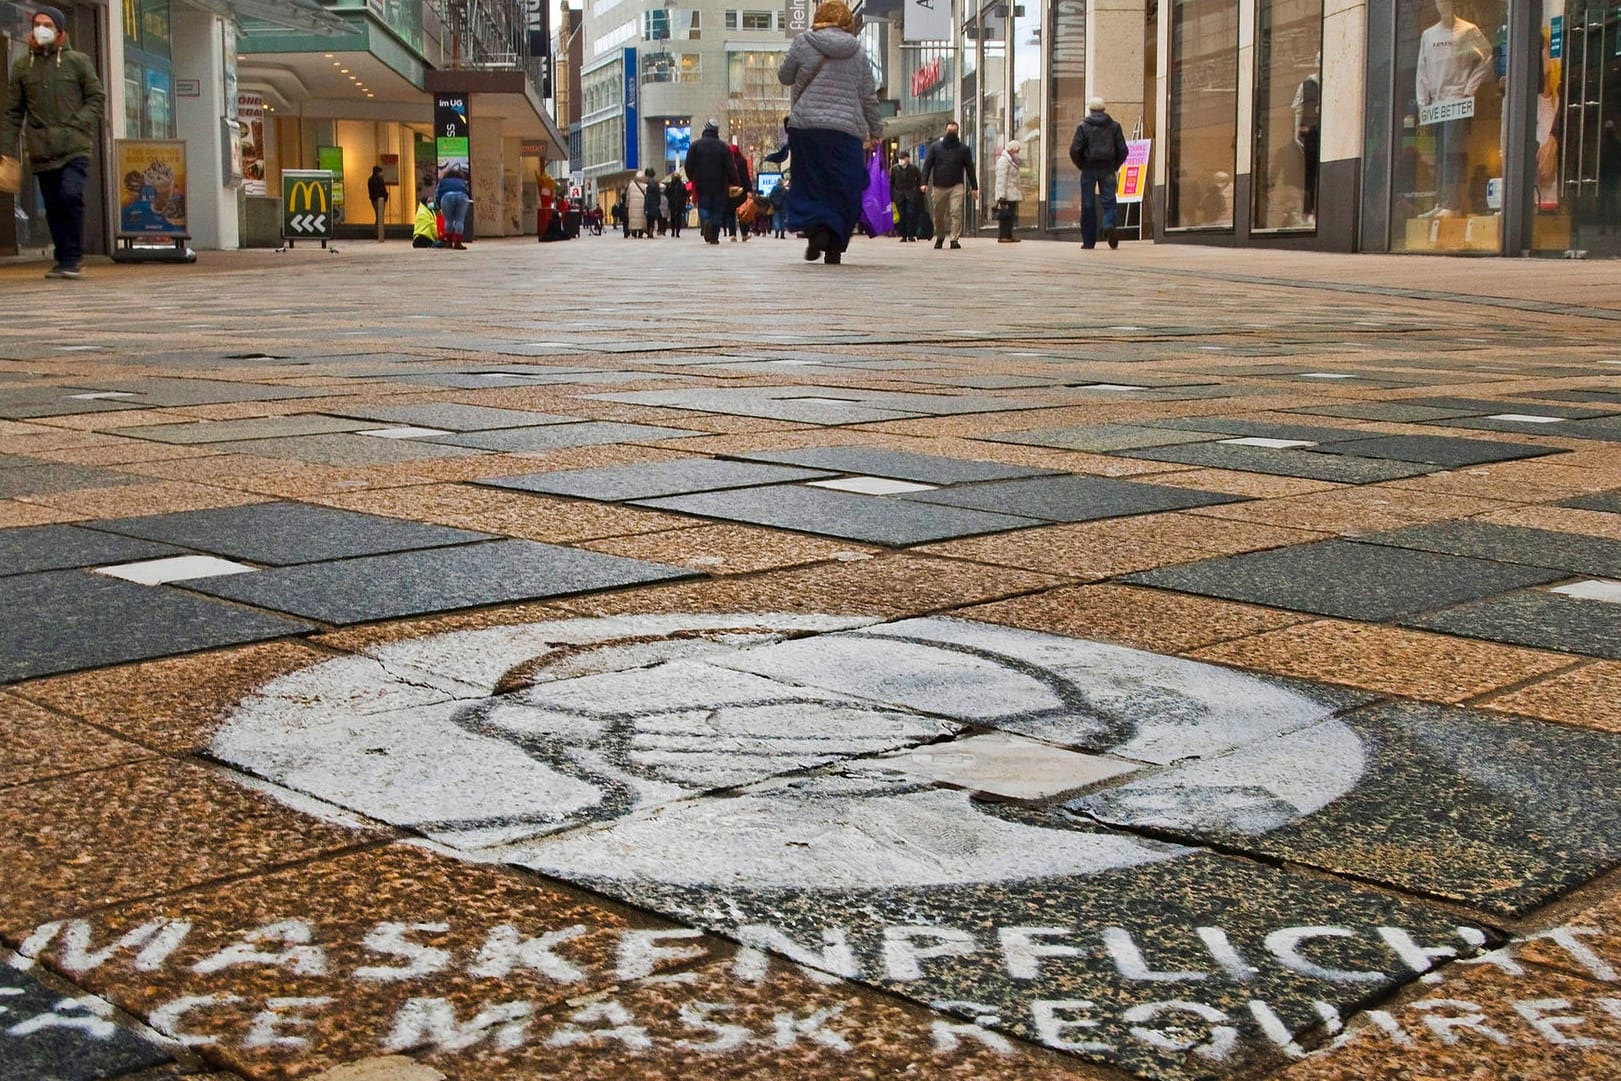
{"left": 1414, "top": 0, "right": 1492, "bottom": 216}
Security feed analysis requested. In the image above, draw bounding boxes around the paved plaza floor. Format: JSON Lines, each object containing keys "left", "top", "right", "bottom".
{"left": 2, "top": 235, "right": 1620, "bottom": 1081}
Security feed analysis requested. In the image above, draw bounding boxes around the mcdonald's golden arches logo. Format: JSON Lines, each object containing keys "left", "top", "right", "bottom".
{"left": 287, "top": 180, "right": 329, "bottom": 213}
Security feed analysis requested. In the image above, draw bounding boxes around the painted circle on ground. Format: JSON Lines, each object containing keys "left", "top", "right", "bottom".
{"left": 215, "top": 613, "right": 1365, "bottom": 891}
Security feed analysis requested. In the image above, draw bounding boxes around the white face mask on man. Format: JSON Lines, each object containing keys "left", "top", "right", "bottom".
{"left": 33, "top": 25, "right": 58, "bottom": 47}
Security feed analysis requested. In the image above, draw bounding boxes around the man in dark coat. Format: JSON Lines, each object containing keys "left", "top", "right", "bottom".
{"left": 1068, "top": 96, "right": 1130, "bottom": 249}
{"left": 683, "top": 119, "right": 739, "bottom": 244}
{"left": 920, "top": 121, "right": 977, "bottom": 250}
{"left": 889, "top": 150, "right": 923, "bottom": 242}
{"left": 664, "top": 173, "right": 689, "bottom": 237}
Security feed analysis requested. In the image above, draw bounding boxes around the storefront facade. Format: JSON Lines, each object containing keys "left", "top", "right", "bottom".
{"left": 946, "top": 0, "right": 1619, "bottom": 252}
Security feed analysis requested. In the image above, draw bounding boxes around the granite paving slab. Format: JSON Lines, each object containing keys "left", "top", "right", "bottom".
{"left": 329, "top": 403, "right": 582, "bottom": 430}
{"left": 1137, "top": 418, "right": 1374, "bottom": 443}
{"left": 977, "top": 424, "right": 1219, "bottom": 452}
{"left": 0, "top": 396, "right": 144, "bottom": 420}
{"left": 1560, "top": 490, "right": 1621, "bottom": 514}
{"left": 1112, "top": 442, "right": 1436, "bottom": 483}
{"left": 1400, "top": 590, "right": 1621, "bottom": 659}
{"left": 901, "top": 474, "right": 1245, "bottom": 522}
{"left": 1395, "top": 395, "right": 1615, "bottom": 417}
{"left": 87, "top": 502, "right": 493, "bottom": 565}
{"left": 1550, "top": 415, "right": 1621, "bottom": 440}
{"left": 721, "top": 446, "right": 1062, "bottom": 484}
{"left": 422, "top": 422, "right": 703, "bottom": 452}
{"left": 115, "top": 414, "right": 376, "bottom": 444}
{"left": 0, "top": 965, "right": 171, "bottom": 1081}
{"left": 478, "top": 459, "right": 835, "bottom": 501}
{"left": 1071, "top": 700, "right": 1621, "bottom": 916}
{"left": 1512, "top": 388, "right": 1621, "bottom": 405}
{"left": 92, "top": 378, "right": 342, "bottom": 405}
{"left": 0, "top": 570, "right": 313, "bottom": 683}
{"left": 1307, "top": 434, "right": 1561, "bottom": 468}
{"left": 1427, "top": 414, "right": 1611, "bottom": 436}
{"left": 632, "top": 485, "right": 1043, "bottom": 545}
{"left": 205, "top": 432, "right": 487, "bottom": 465}
{"left": 185, "top": 539, "right": 698, "bottom": 624}
{"left": 1284, "top": 403, "right": 1484, "bottom": 423}
{"left": 588, "top": 388, "right": 928, "bottom": 424}
{"left": 1122, "top": 540, "right": 1566, "bottom": 621}
{"left": 0, "top": 459, "right": 140, "bottom": 499}
{"left": 1361, "top": 520, "right": 1621, "bottom": 577}
{"left": 0, "top": 524, "right": 184, "bottom": 577}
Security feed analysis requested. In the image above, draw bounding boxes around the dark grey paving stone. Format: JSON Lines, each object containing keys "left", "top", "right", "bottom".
{"left": 329, "top": 403, "right": 582, "bottom": 430}
{"left": 0, "top": 571, "right": 313, "bottom": 683}
{"left": 205, "top": 432, "right": 486, "bottom": 465}
{"left": 1428, "top": 414, "right": 1615, "bottom": 437}
{"left": 186, "top": 540, "right": 697, "bottom": 624}
{"left": 1285, "top": 402, "right": 1489, "bottom": 423}
{"left": 94, "top": 378, "right": 341, "bottom": 405}
{"left": 903, "top": 474, "right": 1244, "bottom": 522}
{"left": 0, "top": 459, "right": 140, "bottom": 499}
{"left": 116, "top": 414, "right": 375, "bottom": 444}
{"left": 1138, "top": 417, "right": 1374, "bottom": 442}
{"left": 1554, "top": 416, "right": 1621, "bottom": 440}
{"left": 0, "top": 525, "right": 184, "bottom": 577}
{"left": 1561, "top": 490, "right": 1621, "bottom": 514}
{"left": 723, "top": 446, "right": 1061, "bottom": 484}
{"left": 1398, "top": 395, "right": 1614, "bottom": 417}
{"left": 1118, "top": 442, "right": 1436, "bottom": 483}
{"left": 88, "top": 502, "right": 493, "bottom": 565}
{"left": 0, "top": 396, "right": 143, "bottom": 420}
{"left": 479, "top": 460, "right": 835, "bottom": 501}
{"left": 1513, "top": 388, "right": 1621, "bottom": 405}
{"left": 1123, "top": 540, "right": 1565, "bottom": 621}
{"left": 1401, "top": 591, "right": 1621, "bottom": 659}
{"left": 424, "top": 421, "right": 703, "bottom": 452}
{"left": 977, "top": 423, "right": 1217, "bottom": 452}
{"left": 519, "top": 765, "right": 1493, "bottom": 1081}
{"left": 1071, "top": 700, "right": 1621, "bottom": 917}
{"left": 633, "top": 485, "right": 1043, "bottom": 545}
{"left": 1310, "top": 434, "right": 1561, "bottom": 467}
{"left": 1362, "top": 520, "right": 1621, "bottom": 577}
{"left": 0, "top": 967, "right": 170, "bottom": 1080}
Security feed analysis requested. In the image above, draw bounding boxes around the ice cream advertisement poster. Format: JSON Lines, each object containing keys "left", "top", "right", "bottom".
{"left": 115, "top": 140, "right": 187, "bottom": 236}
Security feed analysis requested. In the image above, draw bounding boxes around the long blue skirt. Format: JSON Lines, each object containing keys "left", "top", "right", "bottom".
{"left": 785, "top": 127, "right": 866, "bottom": 253}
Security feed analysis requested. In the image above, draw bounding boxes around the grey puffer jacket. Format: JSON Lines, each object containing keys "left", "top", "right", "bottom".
{"left": 778, "top": 29, "right": 883, "bottom": 142}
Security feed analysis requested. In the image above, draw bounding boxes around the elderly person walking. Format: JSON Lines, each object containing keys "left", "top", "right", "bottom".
{"left": 993, "top": 138, "right": 1023, "bottom": 243}
{"left": 777, "top": 0, "right": 883, "bottom": 265}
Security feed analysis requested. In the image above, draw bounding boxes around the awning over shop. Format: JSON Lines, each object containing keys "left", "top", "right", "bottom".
{"left": 189, "top": 0, "right": 351, "bottom": 35}
{"left": 884, "top": 110, "right": 953, "bottom": 140}
{"left": 425, "top": 69, "right": 566, "bottom": 161}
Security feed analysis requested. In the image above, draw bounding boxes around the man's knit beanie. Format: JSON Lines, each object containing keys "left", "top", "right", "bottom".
{"left": 35, "top": 5, "right": 68, "bottom": 31}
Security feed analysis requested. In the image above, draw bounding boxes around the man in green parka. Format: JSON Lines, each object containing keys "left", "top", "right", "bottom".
{"left": 0, "top": 5, "right": 105, "bottom": 278}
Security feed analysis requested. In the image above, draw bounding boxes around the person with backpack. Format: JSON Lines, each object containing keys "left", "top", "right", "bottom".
{"left": 1068, "top": 96, "right": 1129, "bottom": 249}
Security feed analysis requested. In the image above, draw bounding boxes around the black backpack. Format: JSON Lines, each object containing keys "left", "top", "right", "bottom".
{"left": 1082, "top": 121, "right": 1118, "bottom": 168}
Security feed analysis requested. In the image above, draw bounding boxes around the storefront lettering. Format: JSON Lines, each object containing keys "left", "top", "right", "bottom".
{"left": 1419, "top": 96, "right": 1476, "bottom": 126}
{"left": 910, "top": 57, "right": 944, "bottom": 97}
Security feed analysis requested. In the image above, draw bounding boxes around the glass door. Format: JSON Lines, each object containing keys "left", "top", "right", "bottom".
{"left": 1553, "top": 0, "right": 1621, "bottom": 252}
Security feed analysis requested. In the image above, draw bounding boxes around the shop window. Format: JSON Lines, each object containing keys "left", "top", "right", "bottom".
{"left": 643, "top": 51, "right": 702, "bottom": 82}
{"left": 1253, "top": 0, "right": 1324, "bottom": 229}
{"left": 1390, "top": 0, "right": 1506, "bottom": 251}
{"left": 644, "top": 9, "right": 701, "bottom": 41}
{"left": 728, "top": 50, "right": 790, "bottom": 97}
{"left": 1047, "top": 0, "right": 1085, "bottom": 228}
{"left": 1167, "top": 0, "right": 1239, "bottom": 228}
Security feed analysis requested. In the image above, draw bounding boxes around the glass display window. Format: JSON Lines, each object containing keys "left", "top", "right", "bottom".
{"left": 1048, "top": 0, "right": 1087, "bottom": 228}
{"left": 1253, "top": 0, "right": 1324, "bottom": 229}
{"left": 1167, "top": 0, "right": 1240, "bottom": 228}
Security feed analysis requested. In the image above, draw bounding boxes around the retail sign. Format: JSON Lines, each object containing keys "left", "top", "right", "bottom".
{"left": 435, "top": 93, "right": 471, "bottom": 186}
{"left": 1419, "top": 97, "right": 1475, "bottom": 126}
{"left": 115, "top": 140, "right": 187, "bottom": 237}
{"left": 622, "top": 48, "right": 639, "bottom": 171}
{"left": 1116, "top": 139, "right": 1151, "bottom": 204}
{"left": 173, "top": 79, "right": 200, "bottom": 98}
{"left": 903, "top": 0, "right": 951, "bottom": 43}
{"left": 909, "top": 56, "right": 944, "bottom": 96}
{"left": 316, "top": 145, "right": 346, "bottom": 219}
{"left": 784, "top": 0, "right": 812, "bottom": 35}
{"left": 281, "top": 170, "right": 334, "bottom": 240}
{"left": 237, "top": 93, "right": 265, "bottom": 196}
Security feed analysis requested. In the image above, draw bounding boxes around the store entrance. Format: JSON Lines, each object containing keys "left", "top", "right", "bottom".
{"left": 1545, "top": 0, "right": 1621, "bottom": 253}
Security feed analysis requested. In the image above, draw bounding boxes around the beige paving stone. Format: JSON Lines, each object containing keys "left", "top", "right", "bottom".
{"left": 14, "top": 481, "right": 272, "bottom": 517}
{"left": 577, "top": 522, "right": 879, "bottom": 574}
{"left": 311, "top": 1058, "right": 444, "bottom": 1081}
{"left": 1477, "top": 661, "right": 1621, "bottom": 734}
{"left": 556, "top": 554, "right": 1065, "bottom": 619}
{"left": 959, "top": 583, "right": 1312, "bottom": 653}
{"left": 1140, "top": 467, "right": 1345, "bottom": 498}
{"left": 28, "top": 409, "right": 201, "bottom": 432}
{"left": 27, "top": 440, "right": 227, "bottom": 467}
{"left": 1126, "top": 511, "right": 1331, "bottom": 554}
{"left": 312, "top": 602, "right": 580, "bottom": 653}
{"left": 915, "top": 522, "right": 1206, "bottom": 578}
{"left": 0, "top": 499, "right": 84, "bottom": 527}
{"left": 309, "top": 484, "right": 693, "bottom": 542}
{"left": 0, "top": 694, "right": 158, "bottom": 788}
{"left": 1480, "top": 504, "right": 1621, "bottom": 542}
{"left": 1190, "top": 620, "right": 1579, "bottom": 703}
{"left": 14, "top": 641, "right": 336, "bottom": 753}
{"left": 1186, "top": 491, "right": 1429, "bottom": 535}
{"left": 0, "top": 758, "right": 374, "bottom": 931}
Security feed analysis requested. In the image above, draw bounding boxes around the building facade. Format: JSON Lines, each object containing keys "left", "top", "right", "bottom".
{"left": 0, "top": 0, "right": 563, "bottom": 256}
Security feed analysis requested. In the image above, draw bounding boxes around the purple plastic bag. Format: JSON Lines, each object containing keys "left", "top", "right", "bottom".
{"left": 861, "top": 152, "right": 893, "bottom": 236}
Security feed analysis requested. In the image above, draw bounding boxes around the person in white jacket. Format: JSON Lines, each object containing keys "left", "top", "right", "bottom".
{"left": 993, "top": 138, "right": 1024, "bottom": 243}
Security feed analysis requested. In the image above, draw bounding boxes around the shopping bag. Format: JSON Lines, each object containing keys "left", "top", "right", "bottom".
{"left": 861, "top": 152, "right": 893, "bottom": 236}
{"left": 0, "top": 156, "right": 20, "bottom": 196}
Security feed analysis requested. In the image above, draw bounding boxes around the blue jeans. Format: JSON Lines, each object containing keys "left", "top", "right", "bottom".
{"left": 696, "top": 193, "right": 727, "bottom": 230}
{"left": 1079, "top": 169, "right": 1118, "bottom": 246}
{"left": 439, "top": 191, "right": 470, "bottom": 235}
{"left": 36, "top": 157, "right": 88, "bottom": 268}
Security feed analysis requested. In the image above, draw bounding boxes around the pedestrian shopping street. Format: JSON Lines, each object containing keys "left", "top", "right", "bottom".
{"left": 1, "top": 235, "right": 1620, "bottom": 1080}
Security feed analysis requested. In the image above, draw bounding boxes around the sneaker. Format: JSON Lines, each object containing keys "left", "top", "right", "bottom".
{"left": 949, "top": 241, "right": 962, "bottom": 250}
{"left": 1106, "top": 227, "right": 1119, "bottom": 250}
{"left": 43, "top": 265, "right": 65, "bottom": 279}
{"left": 52, "top": 264, "right": 82, "bottom": 279}
{"left": 934, "top": 237, "right": 944, "bottom": 250}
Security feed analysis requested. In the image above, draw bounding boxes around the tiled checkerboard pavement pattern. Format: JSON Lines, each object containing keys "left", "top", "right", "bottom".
{"left": 2, "top": 241, "right": 1621, "bottom": 1080}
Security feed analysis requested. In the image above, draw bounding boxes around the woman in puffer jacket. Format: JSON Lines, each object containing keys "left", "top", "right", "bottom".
{"left": 993, "top": 138, "right": 1023, "bottom": 243}
{"left": 777, "top": 0, "right": 883, "bottom": 265}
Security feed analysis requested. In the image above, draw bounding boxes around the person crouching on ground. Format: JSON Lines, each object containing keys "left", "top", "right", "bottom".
{"left": 993, "top": 138, "right": 1023, "bottom": 243}
{"left": 777, "top": 0, "right": 884, "bottom": 266}
{"left": 435, "top": 165, "right": 471, "bottom": 249}
{"left": 412, "top": 195, "right": 440, "bottom": 248}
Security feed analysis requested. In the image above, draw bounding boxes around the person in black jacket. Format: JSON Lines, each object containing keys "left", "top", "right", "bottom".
{"left": 368, "top": 165, "right": 389, "bottom": 242}
{"left": 921, "top": 121, "right": 977, "bottom": 249}
{"left": 665, "top": 173, "right": 689, "bottom": 237}
{"left": 889, "top": 150, "right": 923, "bottom": 242}
{"left": 1068, "top": 96, "right": 1129, "bottom": 249}
{"left": 684, "top": 119, "right": 739, "bottom": 244}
